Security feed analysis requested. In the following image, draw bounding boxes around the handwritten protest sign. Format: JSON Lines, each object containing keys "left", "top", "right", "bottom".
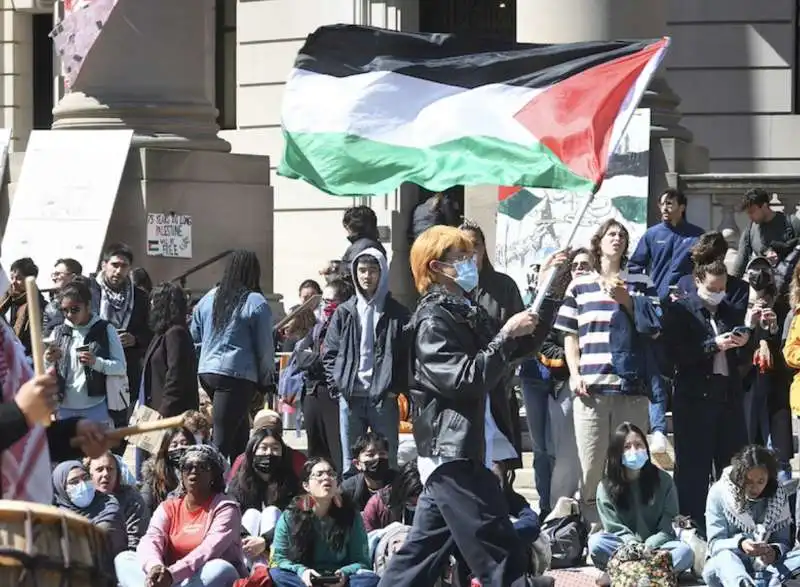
{"left": 147, "top": 213, "right": 193, "bottom": 259}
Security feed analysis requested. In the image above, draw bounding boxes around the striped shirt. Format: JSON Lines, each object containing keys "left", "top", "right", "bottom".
{"left": 554, "top": 270, "right": 658, "bottom": 394}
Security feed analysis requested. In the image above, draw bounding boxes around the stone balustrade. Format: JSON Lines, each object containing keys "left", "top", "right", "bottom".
{"left": 680, "top": 173, "right": 800, "bottom": 268}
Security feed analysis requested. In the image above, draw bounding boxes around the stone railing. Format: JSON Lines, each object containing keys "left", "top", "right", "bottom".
{"left": 680, "top": 173, "right": 800, "bottom": 263}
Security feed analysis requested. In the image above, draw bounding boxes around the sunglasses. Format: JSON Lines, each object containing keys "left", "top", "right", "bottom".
{"left": 571, "top": 261, "right": 591, "bottom": 271}
{"left": 181, "top": 461, "right": 212, "bottom": 473}
{"left": 61, "top": 306, "right": 82, "bottom": 316}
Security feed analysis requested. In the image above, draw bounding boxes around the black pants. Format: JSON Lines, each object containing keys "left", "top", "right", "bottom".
{"left": 378, "top": 460, "right": 528, "bottom": 587}
{"left": 302, "top": 386, "right": 342, "bottom": 473}
{"left": 108, "top": 408, "right": 129, "bottom": 456}
{"left": 673, "top": 375, "right": 748, "bottom": 535}
{"left": 199, "top": 373, "right": 255, "bottom": 461}
{"left": 744, "top": 369, "right": 793, "bottom": 469}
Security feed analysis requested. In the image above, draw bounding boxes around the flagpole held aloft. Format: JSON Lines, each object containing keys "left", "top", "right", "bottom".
{"left": 24, "top": 276, "right": 51, "bottom": 428}
{"left": 529, "top": 178, "right": 605, "bottom": 315}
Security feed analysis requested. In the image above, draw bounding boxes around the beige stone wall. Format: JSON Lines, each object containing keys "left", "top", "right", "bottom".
{"left": 665, "top": 0, "right": 797, "bottom": 173}
{"left": 0, "top": 1, "right": 33, "bottom": 153}
{"left": 221, "top": 0, "right": 419, "bottom": 309}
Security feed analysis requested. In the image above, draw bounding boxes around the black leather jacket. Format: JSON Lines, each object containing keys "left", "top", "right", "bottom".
{"left": 409, "top": 289, "right": 556, "bottom": 464}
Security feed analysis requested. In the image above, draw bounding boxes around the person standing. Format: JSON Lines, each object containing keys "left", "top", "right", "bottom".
{"left": 340, "top": 206, "right": 387, "bottom": 279}
{"left": 89, "top": 243, "right": 151, "bottom": 436}
{"left": 191, "top": 250, "right": 274, "bottom": 460}
{"left": 378, "top": 225, "right": 545, "bottom": 587}
{"left": 43, "top": 258, "right": 83, "bottom": 337}
{"left": 138, "top": 282, "right": 199, "bottom": 479}
{"left": 662, "top": 260, "right": 750, "bottom": 533}
{"left": 323, "top": 248, "right": 409, "bottom": 471}
{"left": 45, "top": 278, "right": 127, "bottom": 428}
{"left": 733, "top": 188, "right": 800, "bottom": 278}
{"left": 554, "top": 220, "right": 655, "bottom": 525}
{"left": 1, "top": 257, "right": 45, "bottom": 357}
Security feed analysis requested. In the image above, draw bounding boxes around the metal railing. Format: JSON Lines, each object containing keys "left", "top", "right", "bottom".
{"left": 170, "top": 249, "right": 233, "bottom": 289}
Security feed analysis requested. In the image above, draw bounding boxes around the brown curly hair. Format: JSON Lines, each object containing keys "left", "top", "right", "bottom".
{"left": 590, "top": 220, "right": 629, "bottom": 271}
{"left": 790, "top": 261, "right": 800, "bottom": 310}
{"left": 690, "top": 231, "right": 728, "bottom": 266}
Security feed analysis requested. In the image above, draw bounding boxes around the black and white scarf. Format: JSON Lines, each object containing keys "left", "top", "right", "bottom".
{"left": 719, "top": 466, "right": 791, "bottom": 537}
{"left": 96, "top": 273, "right": 134, "bottom": 330}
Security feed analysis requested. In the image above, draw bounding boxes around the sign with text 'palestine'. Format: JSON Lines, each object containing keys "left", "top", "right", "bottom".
{"left": 146, "top": 213, "right": 192, "bottom": 259}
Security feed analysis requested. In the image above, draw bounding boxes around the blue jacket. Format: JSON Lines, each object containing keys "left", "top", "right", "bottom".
{"left": 608, "top": 297, "right": 668, "bottom": 403}
{"left": 190, "top": 288, "right": 275, "bottom": 386}
{"left": 676, "top": 274, "right": 749, "bottom": 325}
{"left": 629, "top": 221, "right": 705, "bottom": 298}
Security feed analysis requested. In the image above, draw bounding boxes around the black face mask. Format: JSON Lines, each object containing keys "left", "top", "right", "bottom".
{"left": 167, "top": 448, "right": 187, "bottom": 467}
{"left": 253, "top": 455, "right": 277, "bottom": 475}
{"left": 363, "top": 458, "right": 390, "bottom": 481}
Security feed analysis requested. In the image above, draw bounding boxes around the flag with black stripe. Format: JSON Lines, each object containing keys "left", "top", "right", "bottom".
{"left": 278, "top": 24, "right": 669, "bottom": 196}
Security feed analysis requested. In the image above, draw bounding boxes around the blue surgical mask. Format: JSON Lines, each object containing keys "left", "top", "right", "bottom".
{"left": 622, "top": 449, "right": 648, "bottom": 471}
{"left": 446, "top": 257, "right": 479, "bottom": 293}
{"left": 67, "top": 481, "right": 96, "bottom": 509}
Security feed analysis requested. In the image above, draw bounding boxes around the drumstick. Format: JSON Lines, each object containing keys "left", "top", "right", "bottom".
{"left": 274, "top": 294, "right": 321, "bottom": 331}
{"left": 69, "top": 412, "right": 188, "bottom": 448}
{"left": 24, "top": 276, "right": 51, "bottom": 428}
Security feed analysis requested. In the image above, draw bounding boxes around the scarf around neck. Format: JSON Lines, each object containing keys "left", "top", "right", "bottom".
{"left": 95, "top": 273, "right": 134, "bottom": 330}
{"left": 719, "top": 466, "right": 790, "bottom": 537}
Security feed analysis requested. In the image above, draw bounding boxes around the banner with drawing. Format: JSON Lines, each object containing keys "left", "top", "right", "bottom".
{"left": 495, "top": 108, "right": 651, "bottom": 293}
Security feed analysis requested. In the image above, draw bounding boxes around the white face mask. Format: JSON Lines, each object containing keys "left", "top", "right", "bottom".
{"left": 697, "top": 285, "right": 725, "bottom": 306}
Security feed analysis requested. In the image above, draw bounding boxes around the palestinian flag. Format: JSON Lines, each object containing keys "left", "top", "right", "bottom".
{"left": 278, "top": 25, "right": 669, "bottom": 196}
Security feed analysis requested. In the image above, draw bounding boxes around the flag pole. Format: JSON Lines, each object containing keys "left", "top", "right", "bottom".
{"left": 529, "top": 178, "right": 604, "bottom": 314}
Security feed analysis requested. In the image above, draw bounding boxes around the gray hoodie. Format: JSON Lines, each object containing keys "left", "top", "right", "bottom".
{"left": 352, "top": 247, "right": 390, "bottom": 394}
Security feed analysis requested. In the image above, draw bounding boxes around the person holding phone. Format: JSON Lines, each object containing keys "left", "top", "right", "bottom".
{"left": 662, "top": 260, "right": 751, "bottom": 535}
{"left": 703, "top": 444, "right": 800, "bottom": 585}
{"left": 44, "top": 278, "right": 127, "bottom": 427}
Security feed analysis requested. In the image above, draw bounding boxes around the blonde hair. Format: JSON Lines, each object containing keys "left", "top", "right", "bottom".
{"left": 790, "top": 261, "right": 800, "bottom": 310}
{"left": 410, "top": 225, "right": 474, "bottom": 294}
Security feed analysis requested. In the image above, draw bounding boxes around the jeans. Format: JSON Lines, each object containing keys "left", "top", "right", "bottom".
{"left": 588, "top": 532, "right": 694, "bottom": 574}
{"left": 114, "top": 551, "right": 240, "bottom": 587}
{"left": 57, "top": 400, "right": 113, "bottom": 427}
{"left": 521, "top": 378, "right": 580, "bottom": 515}
{"left": 270, "top": 568, "right": 379, "bottom": 587}
{"left": 703, "top": 548, "right": 800, "bottom": 587}
{"left": 242, "top": 506, "right": 282, "bottom": 569}
{"left": 649, "top": 401, "right": 667, "bottom": 434}
{"left": 339, "top": 394, "right": 399, "bottom": 472}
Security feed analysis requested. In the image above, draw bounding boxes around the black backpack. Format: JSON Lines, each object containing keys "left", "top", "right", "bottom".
{"left": 539, "top": 502, "right": 588, "bottom": 569}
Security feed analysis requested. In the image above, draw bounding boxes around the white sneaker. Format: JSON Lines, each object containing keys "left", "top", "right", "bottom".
{"left": 649, "top": 431, "right": 668, "bottom": 453}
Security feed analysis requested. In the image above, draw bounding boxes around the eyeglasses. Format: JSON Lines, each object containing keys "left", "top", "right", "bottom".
{"left": 61, "top": 306, "right": 82, "bottom": 316}
{"left": 310, "top": 469, "right": 336, "bottom": 480}
{"left": 181, "top": 461, "right": 212, "bottom": 473}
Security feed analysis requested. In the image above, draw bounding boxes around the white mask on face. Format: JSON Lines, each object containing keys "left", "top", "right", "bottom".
{"left": 697, "top": 285, "right": 725, "bottom": 306}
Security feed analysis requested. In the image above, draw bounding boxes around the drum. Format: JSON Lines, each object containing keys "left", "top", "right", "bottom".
{"left": 0, "top": 500, "right": 114, "bottom": 587}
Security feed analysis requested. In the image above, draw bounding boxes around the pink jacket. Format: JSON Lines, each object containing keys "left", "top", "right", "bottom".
{"left": 136, "top": 494, "right": 246, "bottom": 584}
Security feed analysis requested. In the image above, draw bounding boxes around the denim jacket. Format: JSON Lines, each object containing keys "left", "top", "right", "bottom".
{"left": 608, "top": 296, "right": 668, "bottom": 402}
{"left": 190, "top": 288, "right": 274, "bottom": 386}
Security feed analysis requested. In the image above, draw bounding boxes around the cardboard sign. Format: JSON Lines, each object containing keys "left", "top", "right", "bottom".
{"left": 128, "top": 403, "right": 166, "bottom": 453}
{"left": 146, "top": 212, "right": 192, "bottom": 258}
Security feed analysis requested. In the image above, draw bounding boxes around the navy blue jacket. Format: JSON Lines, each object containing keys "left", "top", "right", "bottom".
{"left": 608, "top": 297, "right": 668, "bottom": 403}
{"left": 629, "top": 221, "right": 705, "bottom": 298}
{"left": 676, "top": 274, "right": 749, "bottom": 326}
{"left": 661, "top": 293, "right": 750, "bottom": 398}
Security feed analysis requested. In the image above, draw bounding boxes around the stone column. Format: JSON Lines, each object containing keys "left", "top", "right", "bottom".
{"left": 51, "top": 0, "right": 228, "bottom": 152}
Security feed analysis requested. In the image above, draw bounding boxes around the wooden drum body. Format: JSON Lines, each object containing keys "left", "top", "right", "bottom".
{"left": 0, "top": 500, "right": 113, "bottom": 587}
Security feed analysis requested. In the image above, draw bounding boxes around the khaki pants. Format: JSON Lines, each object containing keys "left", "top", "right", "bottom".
{"left": 573, "top": 393, "right": 649, "bottom": 523}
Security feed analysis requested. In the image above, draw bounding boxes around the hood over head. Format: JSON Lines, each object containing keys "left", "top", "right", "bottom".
{"left": 353, "top": 247, "right": 389, "bottom": 306}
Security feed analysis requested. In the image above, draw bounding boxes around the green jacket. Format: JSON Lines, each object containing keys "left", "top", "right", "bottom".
{"left": 270, "top": 509, "right": 371, "bottom": 577}
{"left": 596, "top": 468, "right": 679, "bottom": 548}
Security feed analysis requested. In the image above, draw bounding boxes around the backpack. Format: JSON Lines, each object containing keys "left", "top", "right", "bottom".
{"left": 373, "top": 522, "right": 412, "bottom": 576}
{"left": 539, "top": 498, "right": 588, "bottom": 569}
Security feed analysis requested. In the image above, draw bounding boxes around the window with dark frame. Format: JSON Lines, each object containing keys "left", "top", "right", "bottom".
{"left": 215, "top": 0, "right": 237, "bottom": 130}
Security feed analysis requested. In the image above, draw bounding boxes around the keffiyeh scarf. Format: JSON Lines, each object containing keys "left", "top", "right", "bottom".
{"left": 720, "top": 466, "right": 791, "bottom": 536}
{"left": 96, "top": 273, "right": 134, "bottom": 330}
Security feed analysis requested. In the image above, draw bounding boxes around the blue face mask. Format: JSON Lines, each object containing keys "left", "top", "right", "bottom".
{"left": 67, "top": 481, "right": 96, "bottom": 509}
{"left": 622, "top": 449, "right": 648, "bottom": 471}
{"left": 446, "top": 257, "right": 479, "bottom": 293}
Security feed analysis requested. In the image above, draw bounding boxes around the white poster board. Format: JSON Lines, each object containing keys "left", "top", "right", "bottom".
{"left": 146, "top": 212, "right": 193, "bottom": 259}
{"left": 495, "top": 109, "right": 651, "bottom": 293}
{"left": 1, "top": 129, "right": 133, "bottom": 289}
